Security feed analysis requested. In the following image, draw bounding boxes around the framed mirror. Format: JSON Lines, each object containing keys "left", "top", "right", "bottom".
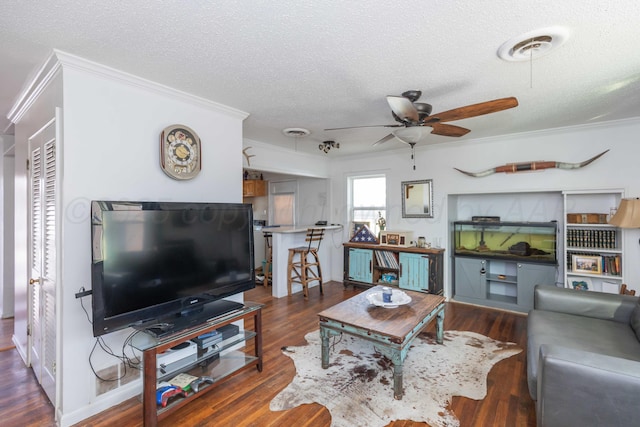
{"left": 401, "top": 179, "right": 434, "bottom": 218}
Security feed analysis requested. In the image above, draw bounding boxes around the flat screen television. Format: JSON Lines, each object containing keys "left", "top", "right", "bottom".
{"left": 90, "top": 200, "right": 255, "bottom": 337}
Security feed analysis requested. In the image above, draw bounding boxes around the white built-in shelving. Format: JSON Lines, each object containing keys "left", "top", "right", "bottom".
{"left": 563, "top": 190, "right": 624, "bottom": 293}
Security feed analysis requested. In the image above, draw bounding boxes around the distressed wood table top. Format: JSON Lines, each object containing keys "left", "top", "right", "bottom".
{"left": 318, "top": 285, "right": 445, "bottom": 342}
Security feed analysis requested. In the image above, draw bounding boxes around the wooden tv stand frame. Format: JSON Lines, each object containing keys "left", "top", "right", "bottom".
{"left": 137, "top": 302, "right": 263, "bottom": 426}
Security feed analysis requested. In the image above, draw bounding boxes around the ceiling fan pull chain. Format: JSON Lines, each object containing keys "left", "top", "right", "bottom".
{"left": 411, "top": 143, "right": 416, "bottom": 170}
{"left": 530, "top": 37, "right": 534, "bottom": 88}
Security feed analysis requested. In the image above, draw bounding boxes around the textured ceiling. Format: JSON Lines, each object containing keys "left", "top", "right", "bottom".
{"left": 1, "top": 1, "right": 640, "bottom": 157}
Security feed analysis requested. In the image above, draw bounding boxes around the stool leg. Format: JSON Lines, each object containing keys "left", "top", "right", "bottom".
{"left": 306, "top": 249, "right": 322, "bottom": 296}
{"left": 286, "top": 250, "right": 295, "bottom": 296}
{"left": 263, "top": 259, "right": 270, "bottom": 287}
{"left": 314, "top": 250, "right": 323, "bottom": 295}
{"left": 301, "top": 251, "right": 308, "bottom": 298}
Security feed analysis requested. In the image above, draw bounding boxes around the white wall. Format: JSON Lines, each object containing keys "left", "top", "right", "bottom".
{"left": 12, "top": 52, "right": 248, "bottom": 426}
{"left": 58, "top": 63, "right": 246, "bottom": 424}
{"left": 327, "top": 118, "right": 640, "bottom": 296}
{"left": 297, "top": 177, "right": 330, "bottom": 226}
{"left": 0, "top": 134, "right": 15, "bottom": 318}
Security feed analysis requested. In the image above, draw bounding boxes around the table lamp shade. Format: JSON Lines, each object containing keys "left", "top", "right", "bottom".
{"left": 609, "top": 198, "right": 640, "bottom": 228}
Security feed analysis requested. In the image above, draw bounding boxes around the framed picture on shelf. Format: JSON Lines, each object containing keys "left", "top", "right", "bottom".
{"left": 571, "top": 279, "right": 591, "bottom": 291}
{"left": 572, "top": 254, "right": 602, "bottom": 274}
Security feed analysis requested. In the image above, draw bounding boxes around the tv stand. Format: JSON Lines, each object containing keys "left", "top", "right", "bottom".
{"left": 132, "top": 302, "right": 263, "bottom": 426}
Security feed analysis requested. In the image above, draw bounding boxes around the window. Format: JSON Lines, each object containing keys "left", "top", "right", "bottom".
{"left": 350, "top": 175, "right": 386, "bottom": 235}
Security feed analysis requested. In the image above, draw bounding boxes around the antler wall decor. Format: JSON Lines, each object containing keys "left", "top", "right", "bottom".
{"left": 242, "top": 147, "right": 255, "bottom": 166}
{"left": 454, "top": 150, "right": 609, "bottom": 178}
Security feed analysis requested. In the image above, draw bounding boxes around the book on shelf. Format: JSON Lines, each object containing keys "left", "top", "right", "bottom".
{"left": 374, "top": 250, "right": 399, "bottom": 269}
{"left": 602, "top": 255, "right": 621, "bottom": 276}
{"left": 566, "top": 228, "right": 617, "bottom": 249}
{"left": 169, "top": 372, "right": 198, "bottom": 391}
{"left": 566, "top": 252, "right": 621, "bottom": 276}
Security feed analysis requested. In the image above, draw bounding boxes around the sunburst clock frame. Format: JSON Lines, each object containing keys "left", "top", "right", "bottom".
{"left": 160, "top": 124, "right": 202, "bottom": 180}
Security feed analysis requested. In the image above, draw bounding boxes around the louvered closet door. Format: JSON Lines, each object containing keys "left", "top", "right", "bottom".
{"left": 28, "top": 115, "right": 58, "bottom": 404}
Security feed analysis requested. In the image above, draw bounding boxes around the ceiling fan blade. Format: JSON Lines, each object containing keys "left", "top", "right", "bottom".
{"left": 387, "top": 96, "right": 419, "bottom": 122}
{"left": 372, "top": 133, "right": 396, "bottom": 146}
{"left": 325, "top": 124, "right": 403, "bottom": 131}
{"left": 429, "top": 123, "right": 471, "bottom": 137}
{"left": 427, "top": 97, "right": 518, "bottom": 123}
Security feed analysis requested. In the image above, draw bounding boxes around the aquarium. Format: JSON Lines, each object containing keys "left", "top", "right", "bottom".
{"left": 453, "top": 220, "right": 557, "bottom": 264}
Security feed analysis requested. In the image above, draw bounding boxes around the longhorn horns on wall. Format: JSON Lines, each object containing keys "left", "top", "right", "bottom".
{"left": 454, "top": 150, "right": 609, "bottom": 178}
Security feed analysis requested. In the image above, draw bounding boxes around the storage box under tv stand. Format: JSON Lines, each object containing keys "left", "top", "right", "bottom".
{"left": 132, "top": 302, "right": 263, "bottom": 426}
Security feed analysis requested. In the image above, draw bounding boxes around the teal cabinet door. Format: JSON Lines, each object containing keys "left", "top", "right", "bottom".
{"left": 348, "top": 248, "right": 373, "bottom": 283}
{"left": 399, "top": 252, "right": 429, "bottom": 292}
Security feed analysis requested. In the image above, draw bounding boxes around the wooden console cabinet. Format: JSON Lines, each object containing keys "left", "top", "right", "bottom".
{"left": 343, "top": 242, "right": 444, "bottom": 295}
{"left": 133, "top": 302, "right": 263, "bottom": 426}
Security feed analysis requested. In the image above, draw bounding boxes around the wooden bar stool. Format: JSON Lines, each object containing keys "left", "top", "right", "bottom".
{"left": 286, "top": 228, "right": 325, "bottom": 298}
{"left": 262, "top": 232, "right": 272, "bottom": 287}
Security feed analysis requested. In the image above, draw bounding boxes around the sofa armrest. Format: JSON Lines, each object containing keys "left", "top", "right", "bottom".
{"left": 538, "top": 344, "right": 640, "bottom": 427}
{"left": 534, "top": 285, "right": 637, "bottom": 323}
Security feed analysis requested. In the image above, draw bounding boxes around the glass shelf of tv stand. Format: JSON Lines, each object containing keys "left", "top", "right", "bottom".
{"left": 130, "top": 301, "right": 262, "bottom": 352}
{"left": 156, "top": 351, "right": 259, "bottom": 417}
{"left": 156, "top": 330, "right": 257, "bottom": 383}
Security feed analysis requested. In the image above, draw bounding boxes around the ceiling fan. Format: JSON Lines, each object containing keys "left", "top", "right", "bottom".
{"left": 325, "top": 90, "right": 519, "bottom": 146}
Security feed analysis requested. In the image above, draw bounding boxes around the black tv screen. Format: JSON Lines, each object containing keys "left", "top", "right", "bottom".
{"left": 90, "top": 201, "right": 255, "bottom": 337}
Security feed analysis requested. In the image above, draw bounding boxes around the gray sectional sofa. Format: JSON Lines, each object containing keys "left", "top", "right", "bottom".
{"left": 527, "top": 285, "right": 640, "bottom": 427}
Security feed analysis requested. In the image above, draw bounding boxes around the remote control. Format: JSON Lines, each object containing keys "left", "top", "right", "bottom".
{"left": 189, "top": 376, "right": 214, "bottom": 393}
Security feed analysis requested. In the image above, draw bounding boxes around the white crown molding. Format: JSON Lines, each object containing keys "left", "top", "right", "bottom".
{"left": 7, "top": 49, "right": 250, "bottom": 126}
{"left": 7, "top": 50, "right": 61, "bottom": 124}
{"left": 451, "top": 116, "right": 640, "bottom": 147}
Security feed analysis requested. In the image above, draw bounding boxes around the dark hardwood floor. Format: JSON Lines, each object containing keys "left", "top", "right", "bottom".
{"left": 0, "top": 283, "right": 536, "bottom": 426}
{"left": 0, "top": 317, "right": 56, "bottom": 427}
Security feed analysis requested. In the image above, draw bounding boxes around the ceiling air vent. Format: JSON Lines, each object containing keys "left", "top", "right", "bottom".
{"left": 498, "top": 26, "right": 570, "bottom": 61}
{"left": 282, "top": 127, "right": 311, "bottom": 137}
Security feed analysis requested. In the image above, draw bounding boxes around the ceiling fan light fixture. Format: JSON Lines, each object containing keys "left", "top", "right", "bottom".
{"left": 498, "top": 26, "right": 570, "bottom": 62}
{"left": 392, "top": 127, "right": 425, "bottom": 144}
{"left": 319, "top": 140, "right": 339, "bottom": 153}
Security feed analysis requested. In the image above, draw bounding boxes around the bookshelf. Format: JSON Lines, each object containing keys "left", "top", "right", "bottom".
{"left": 563, "top": 190, "right": 624, "bottom": 293}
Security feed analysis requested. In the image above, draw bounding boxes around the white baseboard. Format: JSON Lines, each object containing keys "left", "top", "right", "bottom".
{"left": 57, "top": 380, "right": 142, "bottom": 427}
{"left": 12, "top": 335, "right": 27, "bottom": 363}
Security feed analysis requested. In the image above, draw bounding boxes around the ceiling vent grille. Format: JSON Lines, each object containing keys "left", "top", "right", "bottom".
{"left": 498, "top": 27, "right": 570, "bottom": 61}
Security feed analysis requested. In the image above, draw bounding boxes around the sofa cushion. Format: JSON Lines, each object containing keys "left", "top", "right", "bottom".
{"left": 527, "top": 309, "right": 640, "bottom": 399}
{"left": 631, "top": 300, "right": 640, "bottom": 341}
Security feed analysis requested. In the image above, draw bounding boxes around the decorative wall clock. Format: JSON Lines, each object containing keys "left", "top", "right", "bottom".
{"left": 160, "top": 124, "right": 201, "bottom": 180}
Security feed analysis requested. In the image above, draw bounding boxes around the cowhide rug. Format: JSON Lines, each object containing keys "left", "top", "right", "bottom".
{"left": 270, "top": 330, "right": 521, "bottom": 427}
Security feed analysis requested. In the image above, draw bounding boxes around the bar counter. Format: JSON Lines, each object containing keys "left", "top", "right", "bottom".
{"left": 266, "top": 225, "right": 342, "bottom": 298}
